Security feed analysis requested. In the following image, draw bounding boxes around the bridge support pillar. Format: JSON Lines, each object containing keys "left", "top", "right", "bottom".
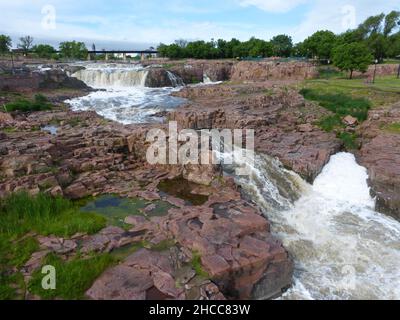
{"left": 105, "top": 53, "right": 109, "bottom": 61}
{"left": 87, "top": 53, "right": 91, "bottom": 61}
{"left": 141, "top": 52, "right": 145, "bottom": 61}
{"left": 123, "top": 53, "right": 127, "bottom": 61}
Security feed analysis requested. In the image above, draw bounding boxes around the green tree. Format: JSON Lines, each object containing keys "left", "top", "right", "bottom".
{"left": 303, "top": 30, "right": 337, "bottom": 59}
{"left": 0, "top": 35, "right": 12, "bottom": 53}
{"left": 358, "top": 13, "right": 385, "bottom": 38}
{"left": 271, "top": 34, "right": 293, "bottom": 57}
{"left": 59, "top": 41, "right": 88, "bottom": 60}
{"left": 18, "top": 36, "right": 34, "bottom": 55}
{"left": 387, "top": 33, "right": 400, "bottom": 58}
{"left": 32, "top": 44, "right": 56, "bottom": 59}
{"left": 333, "top": 43, "right": 373, "bottom": 79}
{"left": 383, "top": 10, "right": 400, "bottom": 36}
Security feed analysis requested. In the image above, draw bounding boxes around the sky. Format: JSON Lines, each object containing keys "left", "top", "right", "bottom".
{"left": 0, "top": 0, "right": 399, "bottom": 50}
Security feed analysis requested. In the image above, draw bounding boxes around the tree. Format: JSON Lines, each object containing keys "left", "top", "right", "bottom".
{"left": 18, "top": 36, "right": 34, "bottom": 55}
{"left": 333, "top": 43, "right": 373, "bottom": 79}
{"left": 387, "top": 33, "right": 400, "bottom": 58}
{"left": 32, "top": 44, "right": 56, "bottom": 59}
{"left": 303, "top": 30, "right": 337, "bottom": 60}
{"left": 271, "top": 34, "right": 293, "bottom": 57}
{"left": 383, "top": 10, "right": 400, "bottom": 36}
{"left": 367, "top": 33, "right": 388, "bottom": 62}
{"left": 358, "top": 13, "right": 385, "bottom": 38}
{"left": 59, "top": 41, "right": 88, "bottom": 59}
{"left": 0, "top": 34, "right": 12, "bottom": 53}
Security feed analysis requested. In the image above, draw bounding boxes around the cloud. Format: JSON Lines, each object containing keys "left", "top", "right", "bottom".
{"left": 239, "top": 0, "right": 308, "bottom": 13}
{"left": 0, "top": 0, "right": 399, "bottom": 47}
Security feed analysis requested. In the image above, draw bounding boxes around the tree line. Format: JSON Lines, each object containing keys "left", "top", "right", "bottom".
{"left": 157, "top": 11, "right": 400, "bottom": 78}
{"left": 158, "top": 11, "right": 400, "bottom": 62}
{"left": 0, "top": 35, "right": 89, "bottom": 60}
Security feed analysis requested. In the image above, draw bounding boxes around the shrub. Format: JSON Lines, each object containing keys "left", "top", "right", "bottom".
{"left": 3, "top": 94, "right": 52, "bottom": 113}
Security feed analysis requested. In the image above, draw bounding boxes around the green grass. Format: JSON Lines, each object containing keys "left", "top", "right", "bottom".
{"left": 338, "top": 132, "right": 358, "bottom": 150}
{"left": 0, "top": 192, "right": 107, "bottom": 299}
{"left": 28, "top": 253, "right": 115, "bottom": 300}
{"left": 318, "top": 115, "right": 344, "bottom": 132}
{"left": 317, "top": 66, "right": 346, "bottom": 79}
{"left": 300, "top": 88, "right": 371, "bottom": 122}
{"left": 384, "top": 122, "right": 400, "bottom": 134}
{"left": 0, "top": 192, "right": 106, "bottom": 239}
{"left": 301, "top": 76, "right": 400, "bottom": 107}
{"left": 2, "top": 94, "right": 52, "bottom": 113}
{"left": 300, "top": 86, "right": 373, "bottom": 151}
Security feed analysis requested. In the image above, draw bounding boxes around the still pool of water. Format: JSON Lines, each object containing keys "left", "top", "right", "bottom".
{"left": 80, "top": 195, "right": 173, "bottom": 227}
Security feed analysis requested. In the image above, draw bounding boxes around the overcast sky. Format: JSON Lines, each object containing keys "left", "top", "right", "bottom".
{"left": 0, "top": 0, "right": 399, "bottom": 49}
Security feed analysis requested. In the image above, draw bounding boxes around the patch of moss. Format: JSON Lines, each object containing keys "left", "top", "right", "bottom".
{"left": 191, "top": 252, "right": 209, "bottom": 278}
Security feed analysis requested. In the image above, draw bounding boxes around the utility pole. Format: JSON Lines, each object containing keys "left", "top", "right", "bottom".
{"left": 372, "top": 59, "right": 378, "bottom": 84}
{"left": 10, "top": 50, "right": 15, "bottom": 75}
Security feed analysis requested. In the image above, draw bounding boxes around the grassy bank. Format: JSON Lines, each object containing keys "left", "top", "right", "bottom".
{"left": 301, "top": 75, "right": 400, "bottom": 107}
{"left": 0, "top": 192, "right": 108, "bottom": 299}
{"left": 299, "top": 74, "right": 400, "bottom": 149}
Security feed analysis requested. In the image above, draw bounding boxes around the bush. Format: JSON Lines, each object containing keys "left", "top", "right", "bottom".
{"left": 3, "top": 94, "right": 52, "bottom": 113}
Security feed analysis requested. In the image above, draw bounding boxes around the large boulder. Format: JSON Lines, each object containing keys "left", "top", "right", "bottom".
{"left": 145, "top": 68, "right": 184, "bottom": 87}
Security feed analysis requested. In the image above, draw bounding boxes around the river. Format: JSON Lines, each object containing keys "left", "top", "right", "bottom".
{"left": 66, "top": 63, "right": 400, "bottom": 300}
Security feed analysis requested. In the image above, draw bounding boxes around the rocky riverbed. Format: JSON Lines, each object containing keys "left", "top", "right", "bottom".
{"left": 1, "top": 59, "right": 399, "bottom": 300}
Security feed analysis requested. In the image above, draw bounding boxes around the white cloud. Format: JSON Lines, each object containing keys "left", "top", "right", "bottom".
{"left": 239, "top": 0, "right": 308, "bottom": 13}
{"left": 0, "top": 0, "right": 399, "bottom": 47}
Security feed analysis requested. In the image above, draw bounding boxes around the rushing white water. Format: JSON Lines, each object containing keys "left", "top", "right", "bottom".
{"left": 226, "top": 152, "right": 400, "bottom": 300}
{"left": 66, "top": 63, "right": 185, "bottom": 124}
{"left": 73, "top": 64, "right": 149, "bottom": 87}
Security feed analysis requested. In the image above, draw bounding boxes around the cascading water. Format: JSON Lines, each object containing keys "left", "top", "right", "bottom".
{"left": 221, "top": 151, "right": 400, "bottom": 300}
{"left": 166, "top": 71, "right": 184, "bottom": 87}
{"left": 72, "top": 64, "right": 149, "bottom": 88}
{"left": 65, "top": 63, "right": 185, "bottom": 124}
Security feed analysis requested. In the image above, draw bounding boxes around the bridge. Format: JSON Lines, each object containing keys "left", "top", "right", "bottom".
{"left": 11, "top": 49, "right": 159, "bottom": 61}
{"left": 86, "top": 50, "right": 158, "bottom": 61}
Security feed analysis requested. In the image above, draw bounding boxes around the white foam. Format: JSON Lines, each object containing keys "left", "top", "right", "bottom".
{"left": 224, "top": 151, "right": 400, "bottom": 300}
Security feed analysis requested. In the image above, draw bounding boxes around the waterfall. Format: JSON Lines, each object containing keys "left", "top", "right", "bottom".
{"left": 221, "top": 151, "right": 400, "bottom": 300}
{"left": 203, "top": 73, "right": 212, "bottom": 84}
{"left": 166, "top": 71, "right": 184, "bottom": 87}
{"left": 71, "top": 64, "right": 149, "bottom": 88}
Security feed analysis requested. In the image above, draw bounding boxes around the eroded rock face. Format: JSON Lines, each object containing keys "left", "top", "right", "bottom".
{"left": 357, "top": 104, "right": 400, "bottom": 220}
{"left": 145, "top": 68, "right": 183, "bottom": 87}
{"left": 0, "top": 69, "right": 90, "bottom": 92}
{"left": 230, "top": 61, "right": 318, "bottom": 82}
{"left": 171, "top": 83, "right": 341, "bottom": 181}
